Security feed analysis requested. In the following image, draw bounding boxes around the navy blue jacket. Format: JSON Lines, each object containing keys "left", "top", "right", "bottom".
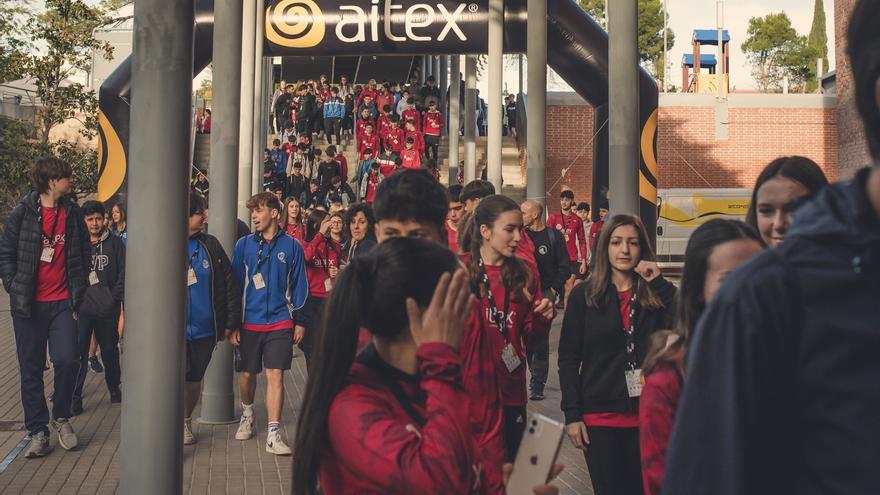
{"left": 664, "top": 167, "right": 880, "bottom": 495}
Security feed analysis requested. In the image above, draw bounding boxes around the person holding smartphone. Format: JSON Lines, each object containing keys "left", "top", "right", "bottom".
{"left": 558, "top": 215, "right": 676, "bottom": 495}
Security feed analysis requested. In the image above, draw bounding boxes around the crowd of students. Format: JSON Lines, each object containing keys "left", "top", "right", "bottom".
{"left": 1, "top": 3, "right": 879, "bottom": 493}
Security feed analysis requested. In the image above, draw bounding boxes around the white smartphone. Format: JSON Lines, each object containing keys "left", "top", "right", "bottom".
{"left": 506, "top": 413, "right": 565, "bottom": 495}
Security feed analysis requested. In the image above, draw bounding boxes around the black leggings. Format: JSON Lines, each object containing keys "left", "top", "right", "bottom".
{"left": 503, "top": 405, "right": 527, "bottom": 462}
{"left": 299, "top": 296, "right": 325, "bottom": 367}
{"left": 583, "top": 426, "right": 644, "bottom": 495}
{"left": 324, "top": 118, "right": 342, "bottom": 145}
{"left": 424, "top": 134, "right": 440, "bottom": 163}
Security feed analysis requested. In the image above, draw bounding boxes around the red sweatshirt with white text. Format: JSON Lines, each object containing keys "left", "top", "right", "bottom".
{"left": 320, "top": 343, "right": 481, "bottom": 495}
{"left": 303, "top": 234, "right": 343, "bottom": 298}
{"left": 547, "top": 210, "right": 587, "bottom": 262}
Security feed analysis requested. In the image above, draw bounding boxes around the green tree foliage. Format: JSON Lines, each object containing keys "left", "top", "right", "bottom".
{"left": 578, "top": 0, "right": 675, "bottom": 81}
{"left": 0, "top": 0, "right": 31, "bottom": 82}
{"left": 741, "top": 12, "right": 817, "bottom": 92}
{"left": 25, "top": 0, "right": 114, "bottom": 143}
{"left": 807, "top": 0, "right": 828, "bottom": 91}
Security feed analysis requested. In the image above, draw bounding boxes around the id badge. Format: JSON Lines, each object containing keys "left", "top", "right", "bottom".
{"left": 187, "top": 268, "right": 197, "bottom": 287}
{"left": 324, "top": 277, "right": 333, "bottom": 292}
{"left": 625, "top": 369, "right": 644, "bottom": 398}
{"left": 89, "top": 271, "right": 99, "bottom": 286}
{"left": 500, "top": 342, "right": 522, "bottom": 373}
{"left": 40, "top": 246, "right": 55, "bottom": 263}
{"left": 252, "top": 272, "right": 266, "bottom": 290}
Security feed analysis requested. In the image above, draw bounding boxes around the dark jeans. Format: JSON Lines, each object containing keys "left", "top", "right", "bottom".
{"left": 424, "top": 134, "right": 440, "bottom": 162}
{"left": 73, "top": 314, "right": 121, "bottom": 402}
{"left": 12, "top": 300, "right": 79, "bottom": 435}
{"left": 503, "top": 405, "right": 527, "bottom": 462}
{"left": 296, "top": 119, "right": 313, "bottom": 141}
{"left": 298, "top": 296, "right": 325, "bottom": 367}
{"left": 583, "top": 426, "right": 644, "bottom": 495}
{"left": 527, "top": 332, "right": 550, "bottom": 394}
{"left": 324, "top": 118, "right": 342, "bottom": 145}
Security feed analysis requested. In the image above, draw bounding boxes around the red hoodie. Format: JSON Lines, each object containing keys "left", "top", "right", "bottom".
{"left": 334, "top": 153, "right": 348, "bottom": 181}
{"left": 320, "top": 343, "right": 481, "bottom": 495}
{"left": 358, "top": 133, "right": 380, "bottom": 160}
{"left": 356, "top": 118, "right": 375, "bottom": 141}
{"left": 423, "top": 110, "right": 445, "bottom": 136}
{"left": 303, "top": 234, "right": 343, "bottom": 298}
{"left": 377, "top": 113, "right": 394, "bottom": 136}
{"left": 382, "top": 126, "right": 406, "bottom": 153}
{"left": 356, "top": 87, "right": 379, "bottom": 109}
{"left": 547, "top": 210, "right": 587, "bottom": 262}
{"left": 400, "top": 149, "right": 421, "bottom": 169}
{"left": 405, "top": 129, "right": 425, "bottom": 154}
{"left": 402, "top": 108, "right": 421, "bottom": 131}
{"left": 639, "top": 355, "right": 684, "bottom": 495}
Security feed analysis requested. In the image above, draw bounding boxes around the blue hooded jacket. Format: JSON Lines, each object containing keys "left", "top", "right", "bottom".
{"left": 232, "top": 231, "right": 308, "bottom": 331}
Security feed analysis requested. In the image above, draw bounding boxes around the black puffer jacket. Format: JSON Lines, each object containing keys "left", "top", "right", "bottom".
{"left": 191, "top": 232, "right": 242, "bottom": 340}
{"left": 0, "top": 191, "right": 89, "bottom": 318}
{"left": 80, "top": 228, "right": 125, "bottom": 319}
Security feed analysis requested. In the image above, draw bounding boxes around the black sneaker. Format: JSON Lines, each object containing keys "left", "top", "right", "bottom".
{"left": 89, "top": 357, "right": 104, "bottom": 373}
{"left": 109, "top": 388, "right": 122, "bottom": 404}
{"left": 71, "top": 398, "right": 83, "bottom": 416}
{"left": 529, "top": 390, "right": 545, "bottom": 401}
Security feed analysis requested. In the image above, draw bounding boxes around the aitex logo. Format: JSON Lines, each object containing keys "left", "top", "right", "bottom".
{"left": 265, "top": 0, "right": 483, "bottom": 52}
{"left": 266, "top": 0, "right": 326, "bottom": 49}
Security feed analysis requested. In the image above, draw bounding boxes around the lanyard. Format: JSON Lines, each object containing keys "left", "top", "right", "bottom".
{"left": 479, "top": 259, "right": 511, "bottom": 342}
{"left": 255, "top": 233, "right": 280, "bottom": 272}
{"left": 621, "top": 284, "right": 638, "bottom": 370}
{"left": 39, "top": 204, "right": 63, "bottom": 247}
{"left": 188, "top": 240, "right": 201, "bottom": 269}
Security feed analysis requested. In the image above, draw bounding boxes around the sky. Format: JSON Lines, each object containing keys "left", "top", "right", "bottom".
{"left": 497, "top": 0, "right": 836, "bottom": 94}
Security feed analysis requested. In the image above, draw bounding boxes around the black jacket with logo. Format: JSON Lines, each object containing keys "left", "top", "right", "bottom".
{"left": 191, "top": 232, "right": 242, "bottom": 341}
{"left": 0, "top": 191, "right": 90, "bottom": 318}
{"left": 80, "top": 229, "right": 125, "bottom": 319}
{"left": 664, "top": 167, "right": 880, "bottom": 495}
{"left": 558, "top": 276, "right": 676, "bottom": 423}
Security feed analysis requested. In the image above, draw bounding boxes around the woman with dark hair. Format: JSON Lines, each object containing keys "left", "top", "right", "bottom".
{"left": 299, "top": 210, "right": 345, "bottom": 362}
{"left": 344, "top": 203, "right": 377, "bottom": 259}
{"left": 745, "top": 156, "right": 829, "bottom": 248}
{"left": 110, "top": 202, "right": 127, "bottom": 245}
{"left": 558, "top": 214, "right": 676, "bottom": 495}
{"left": 281, "top": 196, "right": 304, "bottom": 244}
{"left": 638, "top": 219, "right": 763, "bottom": 495}
{"left": 292, "top": 238, "right": 479, "bottom": 495}
{"left": 459, "top": 195, "right": 555, "bottom": 461}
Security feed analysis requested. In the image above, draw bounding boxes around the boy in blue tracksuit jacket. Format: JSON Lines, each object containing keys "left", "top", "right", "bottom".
{"left": 322, "top": 87, "right": 345, "bottom": 146}
{"left": 230, "top": 192, "right": 308, "bottom": 456}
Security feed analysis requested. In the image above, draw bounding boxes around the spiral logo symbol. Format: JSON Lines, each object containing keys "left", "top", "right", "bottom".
{"left": 265, "top": 0, "right": 325, "bottom": 49}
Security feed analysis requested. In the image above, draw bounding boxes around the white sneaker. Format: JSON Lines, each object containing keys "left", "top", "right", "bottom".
{"left": 235, "top": 414, "right": 255, "bottom": 441}
{"left": 183, "top": 419, "right": 196, "bottom": 445}
{"left": 265, "top": 431, "right": 292, "bottom": 455}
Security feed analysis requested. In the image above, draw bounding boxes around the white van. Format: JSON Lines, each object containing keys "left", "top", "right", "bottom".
{"left": 655, "top": 188, "right": 751, "bottom": 270}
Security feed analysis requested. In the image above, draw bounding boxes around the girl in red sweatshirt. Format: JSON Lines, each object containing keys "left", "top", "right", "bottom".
{"left": 299, "top": 210, "right": 345, "bottom": 362}
{"left": 281, "top": 196, "right": 304, "bottom": 244}
{"left": 292, "top": 238, "right": 480, "bottom": 495}
{"left": 638, "top": 219, "right": 763, "bottom": 495}
{"left": 458, "top": 195, "right": 556, "bottom": 462}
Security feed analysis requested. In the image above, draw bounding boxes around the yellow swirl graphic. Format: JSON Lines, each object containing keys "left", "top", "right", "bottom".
{"left": 639, "top": 108, "right": 659, "bottom": 203}
{"left": 266, "top": 0, "right": 325, "bottom": 49}
{"left": 97, "top": 110, "right": 126, "bottom": 202}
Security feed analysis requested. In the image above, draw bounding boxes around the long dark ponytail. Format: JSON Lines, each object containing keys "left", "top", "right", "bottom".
{"left": 642, "top": 219, "right": 763, "bottom": 374}
{"left": 292, "top": 237, "right": 460, "bottom": 495}
{"left": 459, "top": 195, "right": 532, "bottom": 302}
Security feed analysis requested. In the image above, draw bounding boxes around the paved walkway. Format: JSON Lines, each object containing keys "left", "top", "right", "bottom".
{"left": 0, "top": 292, "right": 593, "bottom": 494}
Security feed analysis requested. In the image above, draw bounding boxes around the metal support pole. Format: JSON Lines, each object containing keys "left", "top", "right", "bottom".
{"left": 607, "top": 0, "right": 640, "bottom": 215}
{"left": 716, "top": 0, "right": 724, "bottom": 100}
{"left": 662, "top": 0, "right": 668, "bottom": 93}
{"left": 449, "top": 56, "right": 461, "bottom": 183}
{"left": 238, "top": 0, "right": 257, "bottom": 220}
{"left": 526, "top": 0, "right": 547, "bottom": 204}
{"left": 433, "top": 56, "right": 441, "bottom": 85}
{"left": 518, "top": 54, "right": 524, "bottom": 94}
{"left": 200, "top": 0, "right": 243, "bottom": 426}
{"left": 121, "top": 0, "right": 193, "bottom": 493}
{"left": 420, "top": 57, "right": 427, "bottom": 84}
{"left": 439, "top": 55, "right": 449, "bottom": 136}
{"left": 487, "top": 0, "right": 504, "bottom": 190}
{"left": 463, "top": 55, "right": 478, "bottom": 182}
{"left": 252, "top": 0, "right": 266, "bottom": 195}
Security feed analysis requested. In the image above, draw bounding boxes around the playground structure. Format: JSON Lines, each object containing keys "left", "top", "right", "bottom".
{"left": 96, "top": 0, "right": 659, "bottom": 234}
{"left": 682, "top": 28, "right": 730, "bottom": 95}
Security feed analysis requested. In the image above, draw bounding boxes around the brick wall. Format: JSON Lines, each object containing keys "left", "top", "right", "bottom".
{"left": 835, "top": 0, "right": 872, "bottom": 178}
{"left": 544, "top": 94, "right": 838, "bottom": 206}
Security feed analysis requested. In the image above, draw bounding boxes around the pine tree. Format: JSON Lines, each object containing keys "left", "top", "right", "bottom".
{"left": 808, "top": 0, "right": 828, "bottom": 74}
